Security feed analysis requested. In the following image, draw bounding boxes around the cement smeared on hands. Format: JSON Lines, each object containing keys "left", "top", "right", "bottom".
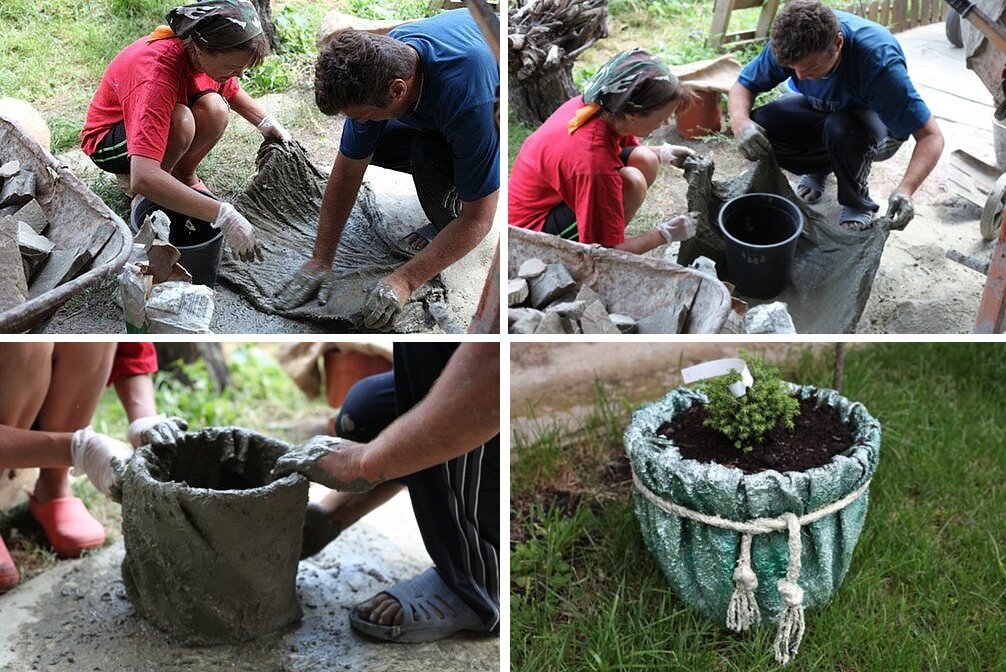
{"left": 677, "top": 156, "right": 890, "bottom": 333}
{"left": 219, "top": 141, "right": 445, "bottom": 332}
{"left": 120, "top": 427, "right": 309, "bottom": 645}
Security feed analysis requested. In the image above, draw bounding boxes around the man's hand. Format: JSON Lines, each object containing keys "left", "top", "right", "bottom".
{"left": 737, "top": 121, "right": 772, "bottom": 161}
{"left": 70, "top": 427, "right": 132, "bottom": 501}
{"left": 257, "top": 114, "right": 292, "bottom": 143}
{"left": 215, "top": 202, "right": 264, "bottom": 262}
{"left": 270, "top": 435, "right": 381, "bottom": 492}
{"left": 363, "top": 277, "right": 408, "bottom": 331}
{"left": 886, "top": 190, "right": 914, "bottom": 230}
{"left": 657, "top": 143, "right": 695, "bottom": 168}
{"left": 275, "top": 260, "right": 333, "bottom": 309}
{"left": 656, "top": 215, "right": 696, "bottom": 244}
{"left": 127, "top": 415, "right": 188, "bottom": 449}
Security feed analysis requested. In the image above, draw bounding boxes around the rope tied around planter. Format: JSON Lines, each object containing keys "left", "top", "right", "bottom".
{"left": 632, "top": 474, "right": 872, "bottom": 665}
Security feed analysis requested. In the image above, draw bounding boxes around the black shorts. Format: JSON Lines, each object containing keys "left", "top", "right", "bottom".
{"left": 540, "top": 145, "right": 639, "bottom": 242}
{"left": 88, "top": 121, "right": 130, "bottom": 174}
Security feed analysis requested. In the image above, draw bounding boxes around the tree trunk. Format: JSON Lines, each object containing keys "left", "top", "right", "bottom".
{"left": 250, "top": 0, "right": 279, "bottom": 52}
{"left": 508, "top": 0, "right": 610, "bottom": 126}
{"left": 154, "top": 344, "right": 231, "bottom": 392}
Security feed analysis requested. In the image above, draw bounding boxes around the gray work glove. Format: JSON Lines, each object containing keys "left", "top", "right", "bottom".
{"left": 657, "top": 143, "right": 696, "bottom": 168}
{"left": 214, "top": 202, "right": 264, "bottom": 262}
{"left": 270, "top": 436, "right": 376, "bottom": 493}
{"left": 737, "top": 121, "right": 772, "bottom": 161}
{"left": 656, "top": 215, "right": 697, "bottom": 244}
{"left": 70, "top": 427, "right": 133, "bottom": 501}
{"left": 274, "top": 261, "right": 332, "bottom": 310}
{"left": 127, "top": 414, "right": 188, "bottom": 449}
{"left": 886, "top": 190, "right": 914, "bottom": 230}
{"left": 363, "top": 280, "right": 402, "bottom": 331}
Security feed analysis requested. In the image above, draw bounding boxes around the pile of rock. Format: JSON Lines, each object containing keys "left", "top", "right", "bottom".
{"left": 0, "top": 159, "right": 110, "bottom": 312}
{"left": 509, "top": 258, "right": 692, "bottom": 334}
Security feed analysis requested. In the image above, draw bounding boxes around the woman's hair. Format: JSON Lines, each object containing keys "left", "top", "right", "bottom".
{"left": 186, "top": 33, "right": 270, "bottom": 69}
{"left": 770, "top": 0, "right": 841, "bottom": 66}
{"left": 314, "top": 29, "right": 417, "bottom": 114}
{"left": 584, "top": 49, "right": 695, "bottom": 117}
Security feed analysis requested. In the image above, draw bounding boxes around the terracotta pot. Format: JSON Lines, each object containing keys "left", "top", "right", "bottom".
{"left": 675, "top": 90, "right": 722, "bottom": 140}
{"left": 324, "top": 350, "right": 392, "bottom": 408}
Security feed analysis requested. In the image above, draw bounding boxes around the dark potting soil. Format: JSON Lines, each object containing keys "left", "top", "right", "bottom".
{"left": 656, "top": 398, "right": 853, "bottom": 474}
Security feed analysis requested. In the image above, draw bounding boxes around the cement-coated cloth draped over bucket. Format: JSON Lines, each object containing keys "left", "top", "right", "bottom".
{"left": 677, "top": 156, "right": 892, "bottom": 333}
{"left": 219, "top": 141, "right": 446, "bottom": 331}
{"left": 623, "top": 385, "right": 881, "bottom": 625}
{"left": 120, "top": 427, "right": 309, "bottom": 645}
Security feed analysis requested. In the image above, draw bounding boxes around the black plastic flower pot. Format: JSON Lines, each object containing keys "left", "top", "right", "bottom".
{"left": 130, "top": 193, "right": 223, "bottom": 287}
{"left": 717, "top": 193, "right": 803, "bottom": 299}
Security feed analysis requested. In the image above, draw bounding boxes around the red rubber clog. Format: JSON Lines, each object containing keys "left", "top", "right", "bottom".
{"left": 28, "top": 494, "right": 105, "bottom": 558}
{"left": 0, "top": 535, "right": 18, "bottom": 593}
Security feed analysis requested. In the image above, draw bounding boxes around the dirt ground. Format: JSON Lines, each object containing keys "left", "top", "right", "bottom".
{"left": 42, "top": 90, "right": 498, "bottom": 334}
{"left": 624, "top": 22, "right": 997, "bottom": 334}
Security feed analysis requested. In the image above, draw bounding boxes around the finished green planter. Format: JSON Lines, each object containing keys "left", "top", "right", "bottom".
{"left": 624, "top": 384, "right": 881, "bottom": 664}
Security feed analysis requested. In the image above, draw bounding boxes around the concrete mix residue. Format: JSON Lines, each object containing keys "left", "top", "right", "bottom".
{"left": 221, "top": 141, "right": 448, "bottom": 332}
{"left": 0, "top": 490, "right": 499, "bottom": 671}
{"left": 120, "top": 428, "right": 308, "bottom": 645}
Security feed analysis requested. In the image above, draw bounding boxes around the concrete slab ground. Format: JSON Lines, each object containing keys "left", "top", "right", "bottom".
{"left": 0, "top": 490, "right": 500, "bottom": 672}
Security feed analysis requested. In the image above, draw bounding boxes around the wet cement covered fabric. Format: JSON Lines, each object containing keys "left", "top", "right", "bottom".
{"left": 624, "top": 385, "right": 881, "bottom": 625}
{"left": 220, "top": 141, "right": 444, "bottom": 331}
{"left": 677, "top": 156, "right": 891, "bottom": 333}
{"left": 120, "top": 427, "right": 308, "bottom": 645}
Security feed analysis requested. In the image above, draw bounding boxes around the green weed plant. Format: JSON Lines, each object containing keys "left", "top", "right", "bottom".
{"left": 698, "top": 355, "right": 799, "bottom": 452}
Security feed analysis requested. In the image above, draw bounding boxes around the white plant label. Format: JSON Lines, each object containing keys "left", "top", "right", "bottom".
{"left": 681, "top": 358, "right": 753, "bottom": 397}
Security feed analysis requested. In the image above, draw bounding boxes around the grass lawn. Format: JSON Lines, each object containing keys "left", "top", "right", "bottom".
{"left": 511, "top": 343, "right": 1006, "bottom": 671}
{"left": 0, "top": 344, "right": 329, "bottom": 585}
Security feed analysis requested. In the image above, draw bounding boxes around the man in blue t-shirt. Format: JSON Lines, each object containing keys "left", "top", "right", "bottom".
{"left": 275, "top": 10, "right": 499, "bottom": 328}
{"left": 727, "top": 0, "right": 943, "bottom": 230}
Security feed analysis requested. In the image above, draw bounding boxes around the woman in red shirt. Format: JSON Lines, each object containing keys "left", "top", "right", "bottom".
{"left": 509, "top": 49, "right": 698, "bottom": 253}
{"left": 81, "top": 0, "right": 289, "bottom": 261}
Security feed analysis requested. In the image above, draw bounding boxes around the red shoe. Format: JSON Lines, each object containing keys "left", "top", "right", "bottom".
{"left": 28, "top": 494, "right": 105, "bottom": 558}
{"left": 0, "top": 535, "right": 18, "bottom": 593}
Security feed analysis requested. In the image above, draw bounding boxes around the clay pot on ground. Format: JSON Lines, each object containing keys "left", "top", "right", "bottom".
{"left": 623, "top": 384, "right": 881, "bottom": 664}
{"left": 675, "top": 90, "right": 722, "bottom": 140}
{"left": 324, "top": 350, "right": 392, "bottom": 408}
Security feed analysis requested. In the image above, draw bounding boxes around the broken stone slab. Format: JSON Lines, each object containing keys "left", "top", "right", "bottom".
{"left": 578, "top": 300, "right": 621, "bottom": 334}
{"left": 636, "top": 304, "right": 687, "bottom": 334}
{"left": 544, "top": 299, "right": 586, "bottom": 318}
{"left": 18, "top": 221, "right": 54, "bottom": 282}
{"left": 533, "top": 311, "right": 565, "bottom": 334}
{"left": 13, "top": 199, "right": 47, "bottom": 235}
{"left": 743, "top": 301, "right": 797, "bottom": 333}
{"left": 509, "top": 307, "right": 545, "bottom": 334}
{"left": 691, "top": 256, "right": 718, "bottom": 276}
{"left": 0, "top": 159, "right": 20, "bottom": 179}
{"left": 574, "top": 283, "right": 603, "bottom": 305}
{"left": 560, "top": 315, "right": 581, "bottom": 334}
{"left": 508, "top": 277, "right": 529, "bottom": 306}
{"left": 0, "top": 169, "right": 36, "bottom": 208}
{"left": 528, "top": 263, "right": 576, "bottom": 308}
{"left": 28, "top": 247, "right": 92, "bottom": 299}
{"left": 0, "top": 215, "right": 28, "bottom": 312}
{"left": 609, "top": 313, "right": 637, "bottom": 333}
{"left": 517, "top": 257, "right": 546, "bottom": 279}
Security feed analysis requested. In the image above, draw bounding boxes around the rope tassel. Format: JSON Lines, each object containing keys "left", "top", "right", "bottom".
{"left": 726, "top": 533, "right": 760, "bottom": 632}
{"left": 772, "top": 513, "right": 806, "bottom": 665}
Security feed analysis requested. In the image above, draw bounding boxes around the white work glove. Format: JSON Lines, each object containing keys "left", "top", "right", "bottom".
{"left": 257, "top": 114, "right": 291, "bottom": 142}
{"left": 214, "top": 202, "right": 263, "bottom": 262}
{"left": 656, "top": 215, "right": 697, "bottom": 244}
{"left": 657, "top": 143, "right": 695, "bottom": 168}
{"left": 885, "top": 190, "right": 914, "bottom": 230}
{"left": 275, "top": 260, "right": 333, "bottom": 309}
{"left": 126, "top": 414, "right": 188, "bottom": 449}
{"left": 363, "top": 279, "right": 403, "bottom": 331}
{"left": 70, "top": 427, "right": 133, "bottom": 500}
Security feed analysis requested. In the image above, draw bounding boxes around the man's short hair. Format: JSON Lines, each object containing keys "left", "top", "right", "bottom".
{"left": 770, "top": 0, "right": 841, "bottom": 66}
{"left": 314, "top": 29, "right": 416, "bottom": 114}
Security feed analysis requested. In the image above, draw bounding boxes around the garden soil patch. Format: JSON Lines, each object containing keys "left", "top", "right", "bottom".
{"left": 657, "top": 397, "right": 853, "bottom": 474}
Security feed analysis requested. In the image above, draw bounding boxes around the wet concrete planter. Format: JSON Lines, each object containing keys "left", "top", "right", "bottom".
{"left": 121, "top": 427, "right": 309, "bottom": 645}
{"left": 624, "top": 385, "right": 881, "bottom": 664}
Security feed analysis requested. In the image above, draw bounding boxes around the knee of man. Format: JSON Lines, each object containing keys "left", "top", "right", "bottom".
{"left": 411, "top": 131, "right": 452, "bottom": 171}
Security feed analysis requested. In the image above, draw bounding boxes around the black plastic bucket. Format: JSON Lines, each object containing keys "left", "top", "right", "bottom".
{"left": 717, "top": 193, "right": 803, "bottom": 299}
{"left": 129, "top": 195, "right": 223, "bottom": 287}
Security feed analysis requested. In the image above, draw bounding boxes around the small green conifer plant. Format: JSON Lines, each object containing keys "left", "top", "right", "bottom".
{"left": 698, "top": 355, "right": 800, "bottom": 452}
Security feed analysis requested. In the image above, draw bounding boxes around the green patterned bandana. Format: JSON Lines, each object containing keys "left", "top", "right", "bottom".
{"left": 582, "top": 49, "right": 680, "bottom": 114}
{"left": 167, "top": 0, "right": 263, "bottom": 50}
